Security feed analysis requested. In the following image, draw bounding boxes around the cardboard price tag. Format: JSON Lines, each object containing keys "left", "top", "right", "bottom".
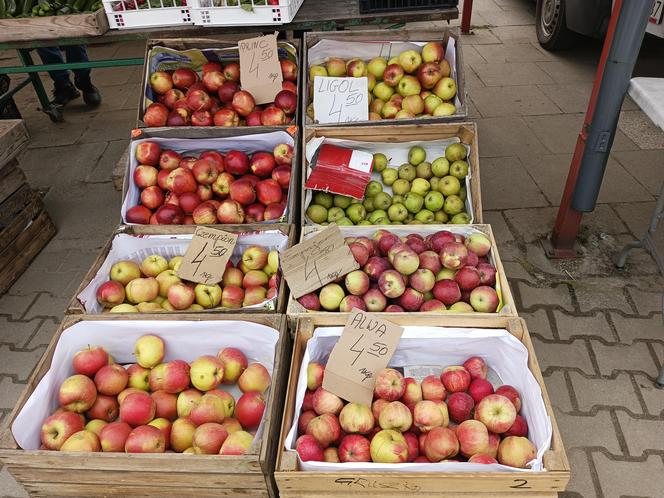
{"left": 280, "top": 224, "right": 359, "bottom": 299}
{"left": 313, "top": 76, "right": 369, "bottom": 124}
{"left": 323, "top": 309, "right": 404, "bottom": 405}
{"left": 238, "top": 34, "right": 283, "bottom": 105}
{"left": 176, "top": 227, "right": 238, "bottom": 285}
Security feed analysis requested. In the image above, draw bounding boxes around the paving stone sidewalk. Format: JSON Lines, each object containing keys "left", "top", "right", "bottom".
{"left": 1, "top": 0, "right": 664, "bottom": 496}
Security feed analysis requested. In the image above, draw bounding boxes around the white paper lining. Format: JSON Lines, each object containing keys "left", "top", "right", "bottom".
{"left": 13, "top": 320, "right": 280, "bottom": 450}
{"left": 121, "top": 131, "right": 295, "bottom": 225}
{"left": 77, "top": 231, "right": 289, "bottom": 314}
{"left": 284, "top": 326, "right": 552, "bottom": 473}
{"left": 304, "top": 136, "right": 474, "bottom": 223}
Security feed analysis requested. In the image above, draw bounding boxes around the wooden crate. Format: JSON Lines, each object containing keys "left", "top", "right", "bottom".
{"left": 301, "top": 122, "right": 482, "bottom": 227}
{"left": 0, "top": 121, "right": 56, "bottom": 297}
{"left": 0, "top": 9, "right": 109, "bottom": 44}
{"left": 66, "top": 223, "right": 295, "bottom": 315}
{"left": 274, "top": 315, "right": 570, "bottom": 498}
{"left": 0, "top": 312, "right": 291, "bottom": 498}
{"left": 286, "top": 224, "right": 516, "bottom": 326}
{"left": 302, "top": 28, "right": 466, "bottom": 128}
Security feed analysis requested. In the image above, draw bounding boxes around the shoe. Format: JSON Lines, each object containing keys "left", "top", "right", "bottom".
{"left": 76, "top": 80, "right": 102, "bottom": 107}
{"left": 52, "top": 82, "right": 80, "bottom": 106}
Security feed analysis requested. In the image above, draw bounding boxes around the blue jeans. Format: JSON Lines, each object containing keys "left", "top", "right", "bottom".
{"left": 36, "top": 46, "right": 91, "bottom": 88}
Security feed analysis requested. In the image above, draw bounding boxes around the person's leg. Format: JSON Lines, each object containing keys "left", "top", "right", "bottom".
{"left": 64, "top": 45, "right": 101, "bottom": 107}
{"left": 36, "top": 47, "right": 80, "bottom": 105}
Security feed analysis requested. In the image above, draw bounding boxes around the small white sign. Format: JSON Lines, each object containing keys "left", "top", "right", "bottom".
{"left": 313, "top": 76, "right": 369, "bottom": 124}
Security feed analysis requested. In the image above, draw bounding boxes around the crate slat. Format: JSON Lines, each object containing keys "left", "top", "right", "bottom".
{"left": 0, "top": 120, "right": 29, "bottom": 167}
{"left": 0, "top": 10, "right": 108, "bottom": 44}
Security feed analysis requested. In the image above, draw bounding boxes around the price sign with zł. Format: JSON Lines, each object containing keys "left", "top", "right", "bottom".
{"left": 238, "top": 34, "right": 283, "bottom": 105}
{"left": 280, "top": 224, "right": 359, "bottom": 299}
{"left": 323, "top": 309, "right": 404, "bottom": 405}
{"left": 313, "top": 76, "right": 369, "bottom": 124}
{"left": 176, "top": 227, "right": 238, "bottom": 285}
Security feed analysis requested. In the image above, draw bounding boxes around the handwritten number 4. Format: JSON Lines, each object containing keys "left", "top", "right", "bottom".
{"left": 191, "top": 242, "right": 208, "bottom": 274}
{"left": 349, "top": 335, "right": 365, "bottom": 366}
{"left": 249, "top": 51, "right": 259, "bottom": 78}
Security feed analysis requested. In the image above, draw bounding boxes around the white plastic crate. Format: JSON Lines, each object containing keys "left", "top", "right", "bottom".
{"left": 190, "top": 0, "right": 304, "bottom": 27}
{"left": 103, "top": 0, "right": 193, "bottom": 29}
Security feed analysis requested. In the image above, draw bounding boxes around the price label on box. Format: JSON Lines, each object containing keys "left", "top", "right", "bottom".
{"left": 323, "top": 309, "right": 404, "bottom": 405}
{"left": 176, "top": 227, "right": 238, "bottom": 285}
{"left": 239, "top": 34, "right": 283, "bottom": 105}
{"left": 313, "top": 76, "right": 369, "bottom": 124}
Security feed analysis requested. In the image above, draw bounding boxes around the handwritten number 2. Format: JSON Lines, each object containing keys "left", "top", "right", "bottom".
{"left": 510, "top": 479, "right": 530, "bottom": 489}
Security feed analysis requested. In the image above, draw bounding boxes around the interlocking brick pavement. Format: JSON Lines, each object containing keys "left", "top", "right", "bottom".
{"left": 0, "top": 1, "right": 663, "bottom": 497}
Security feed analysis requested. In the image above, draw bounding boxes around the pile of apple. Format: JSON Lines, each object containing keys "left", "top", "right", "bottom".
{"left": 306, "top": 143, "right": 469, "bottom": 226}
{"left": 144, "top": 57, "right": 298, "bottom": 128}
{"left": 40, "top": 334, "right": 271, "bottom": 455}
{"left": 126, "top": 140, "right": 292, "bottom": 225}
{"left": 96, "top": 245, "right": 279, "bottom": 312}
{"left": 297, "top": 229, "right": 499, "bottom": 313}
{"left": 307, "top": 41, "right": 457, "bottom": 121}
{"left": 295, "top": 357, "right": 536, "bottom": 468}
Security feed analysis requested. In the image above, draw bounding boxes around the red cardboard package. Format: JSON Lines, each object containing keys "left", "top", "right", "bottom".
{"left": 304, "top": 143, "right": 374, "bottom": 199}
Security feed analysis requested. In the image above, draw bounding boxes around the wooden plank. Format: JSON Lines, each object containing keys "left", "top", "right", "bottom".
{"left": 0, "top": 120, "right": 29, "bottom": 167}
{"left": 0, "top": 166, "right": 27, "bottom": 206}
{"left": 0, "top": 211, "right": 55, "bottom": 296}
{"left": 0, "top": 9, "right": 108, "bottom": 44}
{"left": 0, "top": 185, "right": 36, "bottom": 230}
{"left": 112, "top": 144, "right": 129, "bottom": 192}
{"left": 0, "top": 195, "right": 43, "bottom": 255}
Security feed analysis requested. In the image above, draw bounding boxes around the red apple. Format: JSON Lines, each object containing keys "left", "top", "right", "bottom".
{"left": 261, "top": 106, "right": 286, "bottom": 125}
{"left": 126, "top": 205, "right": 152, "bottom": 224}
{"left": 282, "top": 80, "right": 298, "bottom": 94}
{"left": 143, "top": 103, "right": 169, "bottom": 127}
{"left": 235, "top": 392, "right": 265, "bottom": 430}
{"left": 271, "top": 165, "right": 291, "bottom": 190}
{"left": 213, "top": 108, "right": 240, "bottom": 127}
{"left": 218, "top": 81, "right": 240, "bottom": 103}
{"left": 171, "top": 68, "right": 198, "bottom": 89}
{"left": 256, "top": 179, "right": 283, "bottom": 205}
{"left": 246, "top": 110, "right": 263, "bottom": 126}
{"left": 223, "top": 62, "right": 240, "bottom": 82}
{"left": 191, "top": 110, "right": 213, "bottom": 126}
{"left": 468, "top": 378, "right": 494, "bottom": 403}
{"left": 192, "top": 159, "right": 219, "bottom": 185}
{"left": 250, "top": 152, "right": 276, "bottom": 178}
{"left": 155, "top": 204, "right": 185, "bottom": 225}
{"left": 447, "top": 392, "right": 475, "bottom": 423}
{"left": 135, "top": 142, "right": 161, "bottom": 166}
{"left": 280, "top": 59, "right": 298, "bottom": 81}
{"left": 179, "top": 192, "right": 202, "bottom": 214}
{"left": 273, "top": 143, "right": 293, "bottom": 166}
{"left": 163, "top": 88, "right": 185, "bottom": 109}
{"left": 232, "top": 90, "right": 256, "bottom": 117}
{"left": 229, "top": 179, "right": 256, "bottom": 206}
{"left": 274, "top": 90, "right": 297, "bottom": 114}
{"left": 159, "top": 150, "right": 181, "bottom": 171}
{"left": 202, "top": 70, "right": 226, "bottom": 93}
{"left": 224, "top": 150, "right": 250, "bottom": 175}
{"left": 217, "top": 200, "right": 245, "bottom": 224}
{"left": 263, "top": 202, "right": 285, "bottom": 221}
{"left": 140, "top": 186, "right": 165, "bottom": 210}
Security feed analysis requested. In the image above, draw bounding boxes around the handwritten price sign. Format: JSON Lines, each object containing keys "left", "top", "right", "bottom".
{"left": 280, "top": 224, "right": 359, "bottom": 299}
{"left": 313, "top": 76, "right": 369, "bottom": 124}
{"left": 176, "top": 227, "right": 238, "bottom": 285}
{"left": 238, "top": 34, "right": 283, "bottom": 105}
{"left": 323, "top": 309, "right": 404, "bottom": 405}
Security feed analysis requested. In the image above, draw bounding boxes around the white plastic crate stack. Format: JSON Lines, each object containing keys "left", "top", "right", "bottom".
{"left": 103, "top": 0, "right": 193, "bottom": 29}
{"left": 189, "top": 0, "right": 304, "bottom": 27}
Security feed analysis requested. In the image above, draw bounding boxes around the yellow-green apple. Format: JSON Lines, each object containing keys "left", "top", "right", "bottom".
{"left": 149, "top": 71, "right": 173, "bottom": 94}
{"left": 436, "top": 268, "right": 457, "bottom": 281}
{"left": 126, "top": 364, "right": 150, "bottom": 391}
{"left": 86, "top": 394, "right": 119, "bottom": 423}
{"left": 194, "top": 283, "right": 222, "bottom": 308}
{"left": 447, "top": 392, "right": 474, "bottom": 423}
{"left": 110, "top": 303, "right": 138, "bottom": 313}
{"left": 85, "top": 420, "right": 108, "bottom": 437}
{"left": 155, "top": 269, "right": 181, "bottom": 298}
{"left": 94, "top": 364, "right": 128, "bottom": 396}
{"left": 306, "top": 362, "right": 324, "bottom": 391}
{"left": 397, "top": 75, "right": 421, "bottom": 97}
{"left": 192, "top": 422, "right": 228, "bottom": 454}
{"left": 325, "top": 57, "right": 346, "bottom": 76}
{"left": 134, "top": 334, "right": 164, "bottom": 368}
{"left": 495, "top": 385, "right": 522, "bottom": 412}
{"left": 136, "top": 302, "right": 162, "bottom": 313}
{"left": 60, "top": 430, "right": 100, "bottom": 452}
{"left": 296, "top": 434, "right": 323, "bottom": 461}
{"left": 402, "top": 377, "right": 423, "bottom": 407}
{"left": 370, "top": 429, "right": 408, "bottom": 463}
{"left": 220, "top": 430, "right": 253, "bottom": 455}
{"left": 468, "top": 378, "right": 494, "bottom": 403}
{"left": 125, "top": 277, "right": 159, "bottom": 304}
{"left": 402, "top": 94, "right": 424, "bottom": 115}
{"left": 470, "top": 286, "right": 499, "bottom": 312}
{"left": 140, "top": 255, "right": 168, "bottom": 277}
{"left": 433, "top": 102, "right": 457, "bottom": 116}
{"left": 424, "top": 426, "right": 458, "bottom": 462}
{"left": 117, "top": 387, "right": 145, "bottom": 405}
{"left": 324, "top": 446, "right": 340, "bottom": 462}
{"left": 347, "top": 59, "right": 367, "bottom": 77}
{"left": 190, "top": 355, "right": 224, "bottom": 391}
{"left": 450, "top": 301, "right": 474, "bottom": 312}
{"left": 58, "top": 374, "right": 97, "bottom": 413}
{"left": 243, "top": 286, "right": 267, "bottom": 306}
{"left": 378, "top": 401, "right": 412, "bottom": 432}
{"left": 72, "top": 346, "right": 109, "bottom": 377}
{"left": 398, "top": 50, "right": 423, "bottom": 73}
{"left": 110, "top": 260, "right": 141, "bottom": 286}
{"left": 318, "top": 283, "right": 345, "bottom": 311}
{"left": 378, "top": 270, "right": 406, "bottom": 299}
{"left": 413, "top": 400, "right": 446, "bottom": 432}
{"left": 344, "top": 270, "right": 370, "bottom": 296}
{"left": 312, "top": 387, "right": 343, "bottom": 415}
{"left": 422, "top": 42, "right": 444, "bottom": 63}
{"left": 222, "top": 267, "right": 244, "bottom": 288}
{"left": 372, "top": 398, "right": 389, "bottom": 420}
{"left": 170, "top": 417, "right": 196, "bottom": 452}
{"left": 265, "top": 250, "right": 279, "bottom": 276}
{"left": 457, "top": 419, "right": 489, "bottom": 457}
{"left": 375, "top": 368, "right": 406, "bottom": 401}
{"left": 338, "top": 434, "right": 371, "bottom": 462}
{"left": 120, "top": 391, "right": 156, "bottom": 427}
{"left": 242, "top": 270, "right": 268, "bottom": 288}
{"left": 381, "top": 100, "right": 400, "bottom": 119}
{"left": 99, "top": 421, "right": 131, "bottom": 452}
{"left": 151, "top": 390, "right": 177, "bottom": 420}
{"left": 306, "top": 412, "right": 341, "bottom": 449}
{"left": 40, "top": 411, "right": 85, "bottom": 450}
{"left": 190, "top": 393, "right": 226, "bottom": 425}
{"left": 368, "top": 56, "right": 388, "bottom": 79}
{"left": 339, "top": 403, "right": 374, "bottom": 434}
{"left": 208, "top": 390, "right": 235, "bottom": 418}
{"left": 439, "top": 58, "right": 452, "bottom": 77}
{"left": 95, "top": 280, "right": 125, "bottom": 308}
{"left": 221, "top": 285, "right": 245, "bottom": 308}
{"left": 309, "top": 65, "right": 327, "bottom": 80}
{"left": 497, "top": 436, "right": 536, "bottom": 468}
{"left": 463, "top": 356, "right": 488, "bottom": 380}
{"left": 217, "top": 347, "right": 247, "bottom": 384}
{"left": 238, "top": 363, "right": 271, "bottom": 393}
{"left": 167, "top": 282, "right": 196, "bottom": 310}
{"left": 177, "top": 389, "right": 202, "bottom": 418}
{"left": 125, "top": 425, "right": 166, "bottom": 453}
{"left": 220, "top": 417, "right": 243, "bottom": 434}
{"left": 423, "top": 94, "right": 443, "bottom": 115}
{"left": 476, "top": 394, "right": 517, "bottom": 433}
{"left": 235, "top": 392, "right": 266, "bottom": 430}
{"left": 504, "top": 414, "right": 529, "bottom": 438}
{"left": 363, "top": 288, "right": 387, "bottom": 312}
{"left": 148, "top": 418, "right": 172, "bottom": 449}
{"left": 433, "top": 77, "right": 456, "bottom": 100}
{"left": 373, "top": 81, "right": 394, "bottom": 102}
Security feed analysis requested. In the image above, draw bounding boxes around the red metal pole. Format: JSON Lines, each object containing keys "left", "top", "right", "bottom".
{"left": 548, "top": 0, "right": 624, "bottom": 257}
{"left": 461, "top": 0, "right": 473, "bottom": 34}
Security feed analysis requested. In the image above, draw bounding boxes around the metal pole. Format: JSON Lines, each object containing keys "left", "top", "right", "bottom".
{"left": 461, "top": 0, "right": 473, "bottom": 34}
